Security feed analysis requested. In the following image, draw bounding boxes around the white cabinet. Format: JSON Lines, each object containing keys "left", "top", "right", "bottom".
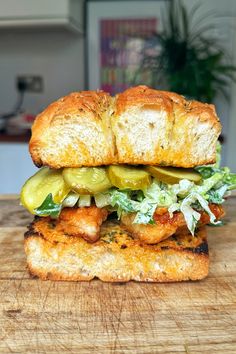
{"left": 0, "top": 143, "right": 37, "bottom": 194}
{"left": 0, "top": 0, "right": 83, "bottom": 33}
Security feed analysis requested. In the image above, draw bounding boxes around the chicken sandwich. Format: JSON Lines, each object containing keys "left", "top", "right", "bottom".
{"left": 21, "top": 86, "right": 236, "bottom": 282}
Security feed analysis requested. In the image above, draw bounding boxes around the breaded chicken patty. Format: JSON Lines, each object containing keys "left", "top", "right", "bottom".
{"left": 121, "top": 204, "right": 224, "bottom": 244}
{"left": 44, "top": 204, "right": 224, "bottom": 246}
{"left": 59, "top": 206, "right": 108, "bottom": 242}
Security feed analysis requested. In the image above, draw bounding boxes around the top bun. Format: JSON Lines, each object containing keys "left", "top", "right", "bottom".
{"left": 29, "top": 85, "right": 221, "bottom": 168}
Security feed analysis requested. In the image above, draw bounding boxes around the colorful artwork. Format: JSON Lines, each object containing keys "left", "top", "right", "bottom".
{"left": 100, "top": 18, "right": 158, "bottom": 95}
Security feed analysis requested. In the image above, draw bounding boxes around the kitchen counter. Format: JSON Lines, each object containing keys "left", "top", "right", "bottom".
{"left": 0, "top": 196, "right": 236, "bottom": 353}
{"left": 0, "top": 131, "right": 30, "bottom": 143}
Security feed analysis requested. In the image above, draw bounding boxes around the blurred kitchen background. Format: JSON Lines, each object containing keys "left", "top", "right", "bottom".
{"left": 0, "top": 0, "right": 236, "bottom": 194}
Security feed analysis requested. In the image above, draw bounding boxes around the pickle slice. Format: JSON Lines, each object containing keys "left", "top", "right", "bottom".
{"left": 21, "top": 167, "right": 69, "bottom": 214}
{"left": 108, "top": 165, "right": 151, "bottom": 190}
{"left": 62, "top": 167, "right": 112, "bottom": 194}
{"left": 146, "top": 166, "right": 201, "bottom": 184}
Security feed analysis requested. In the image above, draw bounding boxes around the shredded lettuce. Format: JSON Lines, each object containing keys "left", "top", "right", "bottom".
{"left": 180, "top": 200, "right": 201, "bottom": 235}
{"left": 143, "top": 180, "right": 177, "bottom": 206}
{"left": 108, "top": 180, "right": 177, "bottom": 224}
{"left": 94, "top": 192, "right": 111, "bottom": 208}
{"left": 78, "top": 195, "right": 91, "bottom": 207}
{"left": 195, "top": 172, "right": 223, "bottom": 195}
{"left": 110, "top": 190, "right": 140, "bottom": 218}
{"left": 134, "top": 200, "right": 157, "bottom": 224}
{"left": 35, "top": 142, "right": 236, "bottom": 235}
{"left": 196, "top": 166, "right": 236, "bottom": 190}
{"left": 224, "top": 173, "right": 236, "bottom": 190}
{"left": 168, "top": 203, "right": 180, "bottom": 217}
{"left": 108, "top": 162, "right": 236, "bottom": 233}
{"left": 62, "top": 192, "right": 79, "bottom": 207}
{"left": 207, "top": 185, "right": 228, "bottom": 204}
{"left": 172, "top": 179, "right": 194, "bottom": 198}
{"left": 180, "top": 192, "right": 220, "bottom": 235}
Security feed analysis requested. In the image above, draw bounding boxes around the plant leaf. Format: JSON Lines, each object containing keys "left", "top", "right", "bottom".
{"left": 134, "top": 0, "right": 236, "bottom": 102}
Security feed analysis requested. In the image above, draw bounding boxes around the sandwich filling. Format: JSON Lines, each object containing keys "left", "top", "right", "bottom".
{"left": 21, "top": 144, "right": 236, "bottom": 243}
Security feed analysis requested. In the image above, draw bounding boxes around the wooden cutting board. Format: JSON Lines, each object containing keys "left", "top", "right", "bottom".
{"left": 0, "top": 196, "right": 236, "bottom": 354}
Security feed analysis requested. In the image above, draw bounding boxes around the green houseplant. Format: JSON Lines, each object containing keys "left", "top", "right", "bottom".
{"left": 134, "top": 0, "right": 236, "bottom": 102}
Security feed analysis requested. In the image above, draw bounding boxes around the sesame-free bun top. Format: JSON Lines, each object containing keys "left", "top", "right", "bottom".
{"left": 30, "top": 90, "right": 116, "bottom": 168}
{"left": 29, "top": 86, "right": 221, "bottom": 168}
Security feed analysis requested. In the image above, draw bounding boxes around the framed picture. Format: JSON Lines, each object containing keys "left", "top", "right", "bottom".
{"left": 86, "top": 0, "right": 169, "bottom": 94}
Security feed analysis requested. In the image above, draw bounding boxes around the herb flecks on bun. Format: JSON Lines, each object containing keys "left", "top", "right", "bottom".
{"left": 21, "top": 86, "right": 236, "bottom": 282}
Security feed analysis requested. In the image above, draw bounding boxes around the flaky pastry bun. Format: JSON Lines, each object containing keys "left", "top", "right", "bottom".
{"left": 29, "top": 86, "right": 221, "bottom": 168}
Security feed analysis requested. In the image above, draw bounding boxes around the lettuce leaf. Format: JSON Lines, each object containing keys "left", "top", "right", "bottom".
{"left": 195, "top": 172, "right": 224, "bottom": 195}
{"left": 171, "top": 179, "right": 194, "bottom": 198}
{"left": 94, "top": 192, "right": 111, "bottom": 208}
{"left": 144, "top": 180, "right": 177, "bottom": 206}
{"left": 180, "top": 192, "right": 220, "bottom": 235}
{"left": 180, "top": 202, "right": 201, "bottom": 235}
{"left": 196, "top": 165, "right": 236, "bottom": 191}
{"left": 224, "top": 173, "right": 236, "bottom": 190}
{"left": 109, "top": 181, "right": 176, "bottom": 224}
{"left": 133, "top": 181, "right": 176, "bottom": 224}
{"left": 110, "top": 190, "right": 140, "bottom": 218}
{"left": 62, "top": 192, "right": 79, "bottom": 207}
{"left": 133, "top": 200, "right": 157, "bottom": 224}
{"left": 207, "top": 185, "right": 228, "bottom": 204}
{"left": 34, "top": 193, "right": 62, "bottom": 217}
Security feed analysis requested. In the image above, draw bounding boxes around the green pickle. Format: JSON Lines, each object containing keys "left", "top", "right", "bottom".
{"left": 108, "top": 165, "right": 151, "bottom": 190}
{"left": 20, "top": 167, "right": 69, "bottom": 214}
{"left": 62, "top": 167, "right": 112, "bottom": 194}
{"left": 146, "top": 166, "right": 201, "bottom": 184}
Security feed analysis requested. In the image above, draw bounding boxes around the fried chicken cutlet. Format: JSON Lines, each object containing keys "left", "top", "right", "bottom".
{"left": 59, "top": 206, "right": 108, "bottom": 242}
{"left": 44, "top": 204, "right": 224, "bottom": 245}
{"left": 121, "top": 204, "right": 224, "bottom": 244}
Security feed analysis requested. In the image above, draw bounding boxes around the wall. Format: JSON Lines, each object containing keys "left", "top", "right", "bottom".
{"left": 0, "top": 29, "right": 84, "bottom": 115}
{"left": 0, "top": 143, "right": 37, "bottom": 194}
{"left": 0, "top": 29, "right": 84, "bottom": 194}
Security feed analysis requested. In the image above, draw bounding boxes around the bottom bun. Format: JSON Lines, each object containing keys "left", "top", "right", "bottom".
{"left": 24, "top": 218, "right": 209, "bottom": 282}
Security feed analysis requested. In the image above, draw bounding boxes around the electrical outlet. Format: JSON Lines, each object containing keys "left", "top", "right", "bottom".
{"left": 16, "top": 75, "right": 43, "bottom": 93}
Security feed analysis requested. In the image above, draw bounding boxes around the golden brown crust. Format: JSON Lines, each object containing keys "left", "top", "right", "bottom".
{"left": 24, "top": 218, "right": 209, "bottom": 282}
{"left": 121, "top": 212, "right": 185, "bottom": 245}
{"left": 115, "top": 86, "right": 174, "bottom": 116}
{"left": 30, "top": 91, "right": 116, "bottom": 168}
{"left": 112, "top": 86, "right": 221, "bottom": 167}
{"left": 29, "top": 86, "right": 221, "bottom": 168}
{"left": 58, "top": 206, "right": 108, "bottom": 242}
{"left": 115, "top": 86, "right": 218, "bottom": 125}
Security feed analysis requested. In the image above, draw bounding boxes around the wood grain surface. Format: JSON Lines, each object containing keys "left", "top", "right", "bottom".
{"left": 0, "top": 196, "right": 235, "bottom": 354}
